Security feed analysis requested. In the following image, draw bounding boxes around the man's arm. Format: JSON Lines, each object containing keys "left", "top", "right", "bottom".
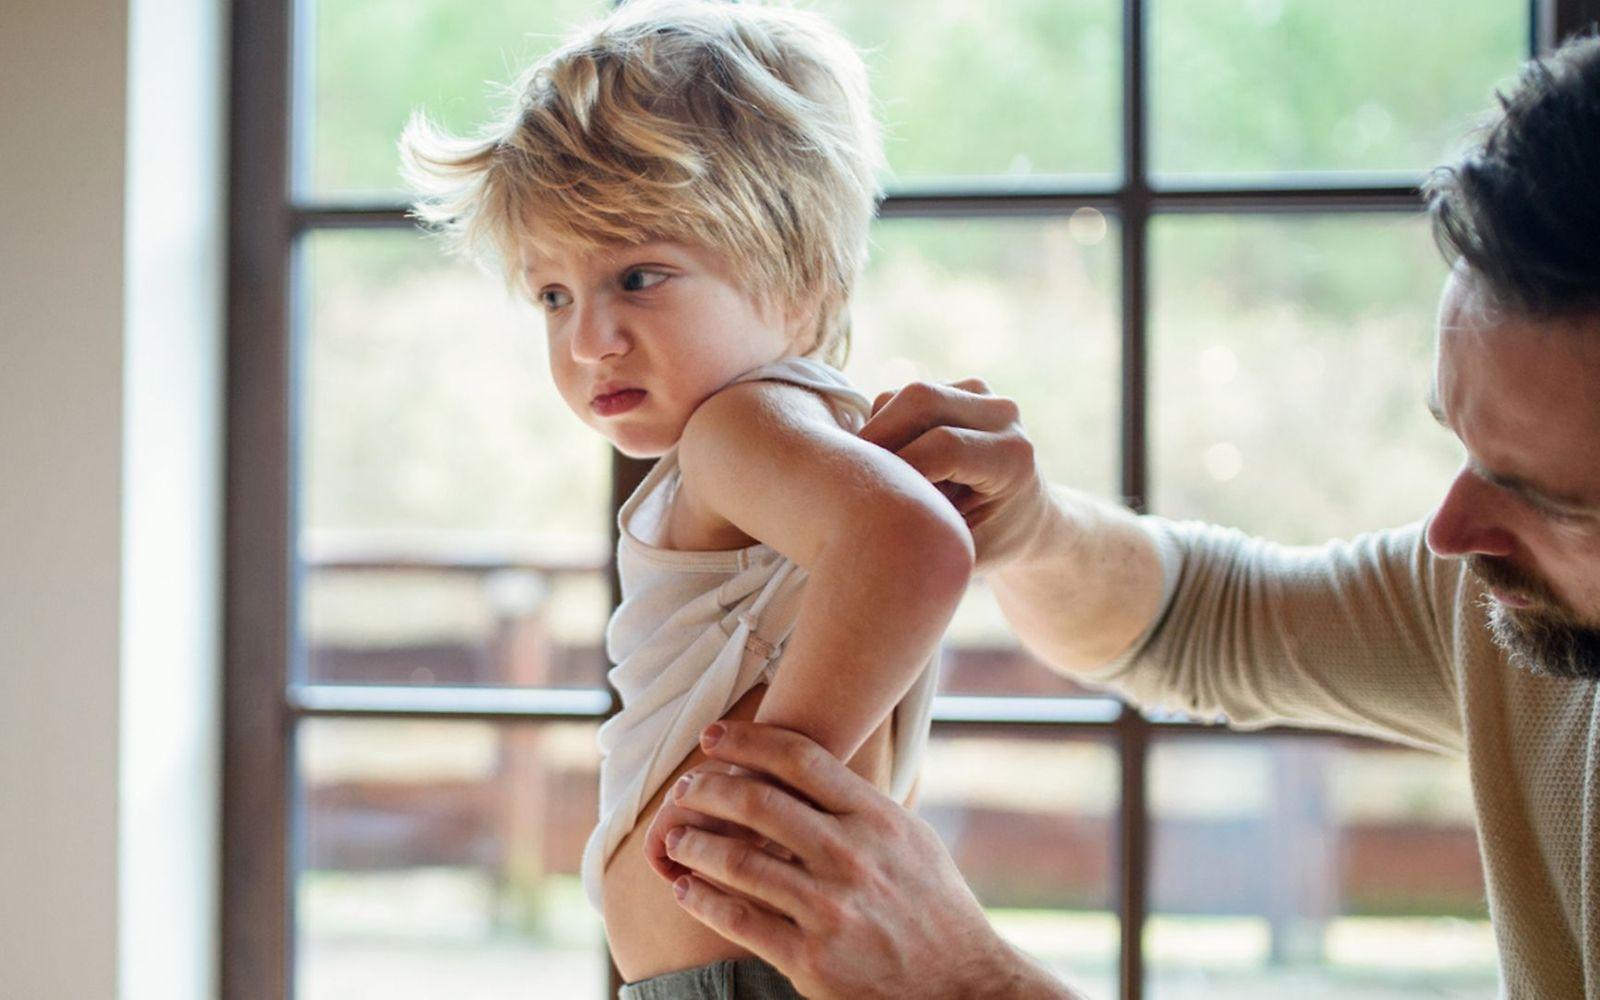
{"left": 667, "top": 722, "right": 1086, "bottom": 1000}
{"left": 861, "top": 378, "right": 1464, "bottom": 750}
{"left": 1081, "top": 520, "right": 1464, "bottom": 750}
{"left": 987, "top": 484, "right": 1171, "bottom": 671}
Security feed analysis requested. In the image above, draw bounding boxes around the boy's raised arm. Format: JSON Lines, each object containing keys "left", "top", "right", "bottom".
{"left": 675, "top": 378, "right": 974, "bottom": 763}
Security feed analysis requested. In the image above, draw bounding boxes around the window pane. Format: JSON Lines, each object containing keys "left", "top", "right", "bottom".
{"left": 1150, "top": 0, "right": 1526, "bottom": 178}
{"left": 811, "top": 0, "right": 1119, "bottom": 182}
{"left": 1146, "top": 735, "right": 1495, "bottom": 999}
{"left": 304, "top": 0, "right": 1119, "bottom": 198}
{"left": 304, "top": 0, "right": 605, "bottom": 197}
{"left": 1150, "top": 214, "right": 1463, "bottom": 543}
{"left": 857, "top": 215, "right": 1120, "bottom": 697}
{"left": 295, "top": 719, "right": 606, "bottom": 998}
{"left": 297, "top": 229, "right": 610, "bottom": 687}
{"left": 920, "top": 731, "right": 1120, "bottom": 998}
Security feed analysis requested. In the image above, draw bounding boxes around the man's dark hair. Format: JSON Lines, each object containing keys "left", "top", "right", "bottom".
{"left": 1426, "top": 32, "right": 1600, "bottom": 315}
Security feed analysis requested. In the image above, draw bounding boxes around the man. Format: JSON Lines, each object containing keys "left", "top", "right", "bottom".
{"left": 649, "top": 32, "right": 1600, "bottom": 1000}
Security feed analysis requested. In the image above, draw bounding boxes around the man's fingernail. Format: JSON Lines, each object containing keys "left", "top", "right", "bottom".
{"left": 665, "top": 827, "right": 685, "bottom": 851}
{"left": 673, "top": 774, "right": 693, "bottom": 800}
{"left": 701, "top": 723, "right": 725, "bottom": 749}
{"left": 673, "top": 876, "right": 691, "bottom": 900}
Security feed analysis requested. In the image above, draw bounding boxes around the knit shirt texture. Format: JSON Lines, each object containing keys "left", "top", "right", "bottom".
{"left": 1087, "top": 518, "right": 1599, "bottom": 998}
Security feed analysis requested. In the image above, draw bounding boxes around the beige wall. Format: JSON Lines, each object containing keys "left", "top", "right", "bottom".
{"left": 0, "top": 0, "right": 224, "bottom": 996}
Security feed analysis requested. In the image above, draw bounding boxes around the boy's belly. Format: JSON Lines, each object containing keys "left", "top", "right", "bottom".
{"left": 601, "top": 682, "right": 896, "bottom": 984}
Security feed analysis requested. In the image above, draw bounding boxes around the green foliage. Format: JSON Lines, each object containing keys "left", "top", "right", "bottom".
{"left": 309, "top": 0, "right": 1525, "bottom": 194}
{"left": 812, "top": 0, "right": 1119, "bottom": 178}
{"left": 311, "top": 0, "right": 604, "bottom": 193}
{"left": 858, "top": 217, "right": 1121, "bottom": 499}
{"left": 1151, "top": 0, "right": 1525, "bottom": 174}
{"left": 1150, "top": 215, "right": 1464, "bottom": 542}
{"left": 302, "top": 229, "right": 609, "bottom": 542}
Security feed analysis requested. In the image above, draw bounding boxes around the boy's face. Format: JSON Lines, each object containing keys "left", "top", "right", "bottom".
{"left": 523, "top": 239, "right": 800, "bottom": 458}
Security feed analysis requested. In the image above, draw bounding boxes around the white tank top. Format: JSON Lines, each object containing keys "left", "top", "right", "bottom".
{"left": 579, "top": 355, "right": 941, "bottom": 910}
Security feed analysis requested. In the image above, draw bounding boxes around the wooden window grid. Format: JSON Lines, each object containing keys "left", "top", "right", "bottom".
{"left": 223, "top": 2, "right": 1598, "bottom": 997}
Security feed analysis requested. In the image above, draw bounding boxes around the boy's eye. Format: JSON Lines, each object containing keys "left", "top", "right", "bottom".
{"left": 539, "top": 287, "right": 572, "bottom": 311}
{"left": 621, "top": 268, "right": 669, "bottom": 292}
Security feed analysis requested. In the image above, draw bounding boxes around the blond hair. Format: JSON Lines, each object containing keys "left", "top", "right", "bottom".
{"left": 399, "top": 0, "right": 882, "bottom": 366}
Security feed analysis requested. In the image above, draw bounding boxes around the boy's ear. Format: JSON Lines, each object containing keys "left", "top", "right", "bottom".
{"left": 783, "top": 296, "right": 824, "bottom": 353}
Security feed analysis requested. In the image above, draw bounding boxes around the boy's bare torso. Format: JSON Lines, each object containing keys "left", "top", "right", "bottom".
{"left": 601, "top": 456, "right": 897, "bottom": 983}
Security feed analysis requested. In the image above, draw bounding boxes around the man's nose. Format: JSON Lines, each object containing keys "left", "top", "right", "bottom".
{"left": 1426, "top": 466, "right": 1516, "bottom": 559}
{"left": 569, "top": 300, "right": 628, "bottom": 363}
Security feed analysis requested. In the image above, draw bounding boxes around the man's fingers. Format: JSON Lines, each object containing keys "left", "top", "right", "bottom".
{"left": 673, "top": 875, "right": 802, "bottom": 969}
{"left": 893, "top": 424, "right": 1027, "bottom": 497}
{"left": 649, "top": 815, "right": 739, "bottom": 881}
{"left": 667, "top": 827, "right": 816, "bottom": 922}
{"left": 699, "top": 722, "right": 877, "bottom": 816}
{"left": 646, "top": 779, "right": 773, "bottom": 881}
{"left": 675, "top": 769, "right": 842, "bottom": 863}
{"left": 858, "top": 381, "right": 1019, "bottom": 453}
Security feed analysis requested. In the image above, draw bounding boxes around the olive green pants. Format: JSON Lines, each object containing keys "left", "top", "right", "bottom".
{"left": 618, "top": 958, "right": 805, "bottom": 1000}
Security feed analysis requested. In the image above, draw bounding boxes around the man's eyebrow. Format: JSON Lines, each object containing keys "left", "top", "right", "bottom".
{"left": 1475, "top": 463, "right": 1600, "bottom": 515}
{"left": 1427, "top": 384, "right": 1599, "bottom": 513}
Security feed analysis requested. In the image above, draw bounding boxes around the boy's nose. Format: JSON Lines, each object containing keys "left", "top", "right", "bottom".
{"left": 569, "top": 301, "right": 629, "bottom": 363}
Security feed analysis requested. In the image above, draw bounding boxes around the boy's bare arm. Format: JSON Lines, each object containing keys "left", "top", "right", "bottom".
{"left": 676, "top": 380, "right": 974, "bottom": 762}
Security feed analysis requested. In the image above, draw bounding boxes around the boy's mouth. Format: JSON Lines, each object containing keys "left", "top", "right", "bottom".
{"left": 591, "top": 388, "right": 647, "bottom": 417}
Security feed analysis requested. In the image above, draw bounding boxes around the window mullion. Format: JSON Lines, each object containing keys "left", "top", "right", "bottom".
{"left": 223, "top": 0, "right": 296, "bottom": 994}
{"left": 1117, "top": 1, "right": 1151, "bottom": 998}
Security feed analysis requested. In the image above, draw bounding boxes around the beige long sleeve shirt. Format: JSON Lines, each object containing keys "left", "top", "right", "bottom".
{"left": 1085, "top": 519, "right": 1598, "bottom": 998}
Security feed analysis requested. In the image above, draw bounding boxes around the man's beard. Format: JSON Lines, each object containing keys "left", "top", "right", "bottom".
{"left": 1469, "top": 556, "right": 1600, "bottom": 681}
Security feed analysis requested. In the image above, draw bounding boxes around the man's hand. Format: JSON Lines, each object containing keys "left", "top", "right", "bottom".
{"left": 862, "top": 377, "right": 1166, "bottom": 671}
{"left": 859, "top": 378, "right": 1054, "bottom": 574}
{"left": 642, "top": 759, "right": 790, "bottom": 882}
{"left": 664, "top": 721, "right": 1080, "bottom": 1000}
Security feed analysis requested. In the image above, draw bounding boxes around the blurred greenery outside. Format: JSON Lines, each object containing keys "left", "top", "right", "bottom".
{"left": 308, "top": 0, "right": 1524, "bottom": 192}
{"left": 297, "top": 1, "right": 1527, "bottom": 997}
{"left": 1149, "top": 0, "right": 1524, "bottom": 176}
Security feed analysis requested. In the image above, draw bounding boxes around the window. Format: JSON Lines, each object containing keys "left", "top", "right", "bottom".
{"left": 226, "top": 3, "right": 1590, "bottom": 998}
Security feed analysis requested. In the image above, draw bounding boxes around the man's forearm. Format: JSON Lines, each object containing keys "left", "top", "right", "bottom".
{"left": 988, "top": 484, "right": 1167, "bottom": 673}
{"left": 963, "top": 939, "right": 1086, "bottom": 1000}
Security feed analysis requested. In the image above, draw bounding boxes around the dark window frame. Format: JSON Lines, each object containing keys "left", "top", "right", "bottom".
{"left": 223, "top": 2, "right": 1594, "bottom": 997}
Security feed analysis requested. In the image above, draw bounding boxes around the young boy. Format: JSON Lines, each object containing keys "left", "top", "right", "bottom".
{"left": 401, "top": 2, "right": 973, "bottom": 995}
